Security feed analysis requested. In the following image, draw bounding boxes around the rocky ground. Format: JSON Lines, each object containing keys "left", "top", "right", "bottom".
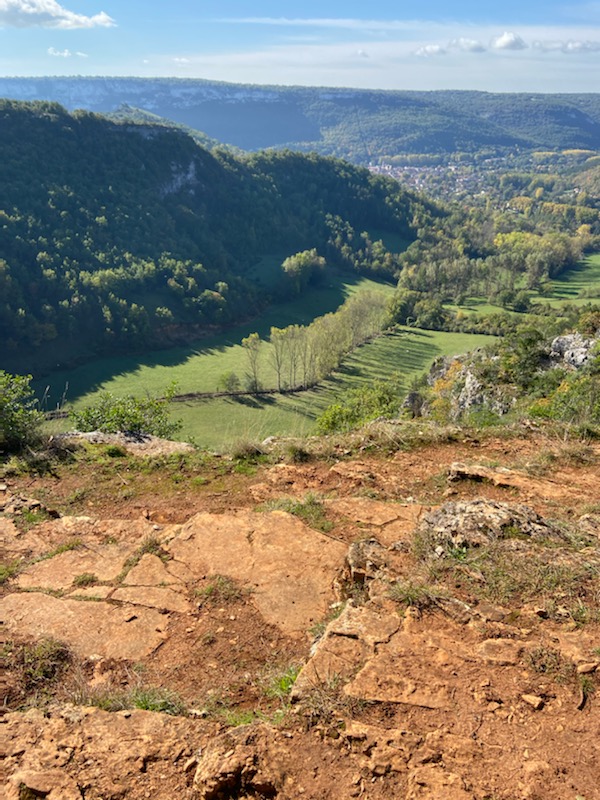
{"left": 1, "top": 430, "right": 600, "bottom": 799}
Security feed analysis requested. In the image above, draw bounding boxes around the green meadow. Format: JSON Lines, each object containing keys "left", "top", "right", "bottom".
{"left": 531, "top": 252, "right": 600, "bottom": 307}
{"left": 37, "top": 272, "right": 393, "bottom": 408}
{"left": 171, "top": 328, "right": 494, "bottom": 449}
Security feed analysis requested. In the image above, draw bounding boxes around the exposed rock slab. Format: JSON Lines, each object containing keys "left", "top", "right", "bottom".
{"left": 111, "top": 585, "right": 191, "bottom": 614}
{"left": 3, "top": 706, "right": 202, "bottom": 800}
{"left": 326, "top": 498, "right": 428, "bottom": 545}
{"left": 406, "top": 766, "right": 473, "bottom": 800}
{"left": 1, "top": 593, "right": 167, "bottom": 660}
{"left": 448, "top": 462, "right": 561, "bottom": 500}
{"left": 16, "top": 542, "right": 136, "bottom": 591}
{"left": 124, "top": 552, "right": 183, "bottom": 586}
{"left": 168, "top": 511, "right": 347, "bottom": 635}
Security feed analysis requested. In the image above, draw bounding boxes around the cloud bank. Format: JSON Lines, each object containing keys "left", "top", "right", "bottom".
{"left": 0, "top": 0, "right": 115, "bottom": 29}
{"left": 48, "top": 46, "right": 87, "bottom": 57}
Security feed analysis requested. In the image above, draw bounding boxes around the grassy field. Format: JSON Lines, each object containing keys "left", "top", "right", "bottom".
{"left": 448, "top": 253, "right": 600, "bottom": 317}
{"left": 530, "top": 252, "right": 600, "bottom": 307}
{"left": 36, "top": 272, "right": 394, "bottom": 409}
{"left": 164, "top": 328, "right": 494, "bottom": 449}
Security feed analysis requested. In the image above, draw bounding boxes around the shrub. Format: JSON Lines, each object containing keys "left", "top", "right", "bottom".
{"left": 70, "top": 384, "right": 181, "bottom": 439}
{"left": 0, "top": 370, "right": 44, "bottom": 451}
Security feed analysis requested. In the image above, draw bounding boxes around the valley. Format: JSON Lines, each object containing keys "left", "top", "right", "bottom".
{"left": 1, "top": 70, "right": 600, "bottom": 800}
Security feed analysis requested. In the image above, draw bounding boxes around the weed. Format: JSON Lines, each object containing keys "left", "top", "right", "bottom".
{"left": 65, "top": 488, "right": 87, "bottom": 505}
{"left": 15, "top": 508, "right": 52, "bottom": 532}
{"left": 191, "top": 475, "right": 208, "bottom": 487}
{"left": 0, "top": 559, "right": 21, "bottom": 584}
{"left": 230, "top": 439, "right": 266, "bottom": 461}
{"left": 388, "top": 580, "right": 444, "bottom": 610}
{"left": 233, "top": 461, "right": 257, "bottom": 476}
{"left": 299, "top": 674, "right": 367, "bottom": 730}
{"left": 263, "top": 493, "right": 333, "bottom": 533}
{"left": 195, "top": 574, "right": 248, "bottom": 605}
{"left": 5, "top": 637, "right": 71, "bottom": 694}
{"left": 119, "top": 535, "right": 166, "bottom": 578}
{"left": 284, "top": 443, "right": 312, "bottom": 464}
{"left": 72, "top": 572, "right": 98, "bottom": 588}
{"left": 578, "top": 674, "right": 596, "bottom": 701}
{"left": 309, "top": 602, "right": 345, "bottom": 639}
{"left": 262, "top": 664, "right": 301, "bottom": 702}
{"left": 221, "top": 708, "right": 261, "bottom": 727}
{"left": 104, "top": 444, "right": 127, "bottom": 458}
{"left": 77, "top": 684, "right": 186, "bottom": 716}
{"left": 38, "top": 539, "right": 83, "bottom": 561}
{"left": 591, "top": 647, "right": 600, "bottom": 658}
{"left": 526, "top": 645, "right": 567, "bottom": 677}
{"left": 200, "top": 631, "right": 216, "bottom": 646}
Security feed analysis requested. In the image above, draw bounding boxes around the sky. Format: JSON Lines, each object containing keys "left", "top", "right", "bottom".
{"left": 0, "top": 1, "right": 599, "bottom": 92}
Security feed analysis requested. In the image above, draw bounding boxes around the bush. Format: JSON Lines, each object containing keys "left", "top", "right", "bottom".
{"left": 316, "top": 378, "right": 401, "bottom": 434}
{"left": 70, "top": 385, "right": 181, "bottom": 439}
{"left": 0, "top": 370, "right": 44, "bottom": 451}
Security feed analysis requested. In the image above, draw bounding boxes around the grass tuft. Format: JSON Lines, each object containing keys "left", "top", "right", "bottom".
{"left": 262, "top": 493, "right": 333, "bottom": 533}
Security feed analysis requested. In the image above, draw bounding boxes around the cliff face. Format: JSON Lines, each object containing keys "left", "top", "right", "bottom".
{"left": 2, "top": 432, "right": 600, "bottom": 799}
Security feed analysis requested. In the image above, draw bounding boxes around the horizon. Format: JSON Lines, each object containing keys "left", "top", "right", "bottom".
{"left": 0, "top": 1, "right": 599, "bottom": 92}
{"left": 0, "top": 74, "right": 599, "bottom": 98}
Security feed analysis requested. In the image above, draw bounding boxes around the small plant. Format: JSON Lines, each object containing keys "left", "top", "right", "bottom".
{"left": 5, "top": 637, "right": 71, "bottom": 694}
{"left": 72, "top": 572, "right": 98, "bottom": 588}
{"left": 0, "top": 559, "right": 21, "bottom": 584}
{"left": 104, "top": 444, "right": 127, "bottom": 458}
{"left": 298, "top": 674, "right": 367, "bottom": 730}
{"left": 262, "top": 664, "right": 301, "bottom": 702}
{"left": 388, "top": 580, "right": 443, "bottom": 610}
{"left": 263, "top": 493, "right": 333, "bottom": 533}
{"left": 38, "top": 539, "right": 83, "bottom": 561}
{"left": 284, "top": 443, "right": 311, "bottom": 464}
{"left": 230, "top": 439, "right": 265, "bottom": 461}
{"left": 309, "top": 602, "right": 345, "bottom": 639}
{"left": 527, "top": 645, "right": 565, "bottom": 676}
{"left": 16, "top": 508, "right": 52, "bottom": 532}
{"left": 195, "top": 574, "right": 247, "bottom": 605}
{"left": 129, "top": 686, "right": 187, "bottom": 715}
{"left": 78, "top": 684, "right": 186, "bottom": 716}
{"left": 221, "top": 708, "right": 261, "bottom": 727}
{"left": 578, "top": 674, "right": 596, "bottom": 703}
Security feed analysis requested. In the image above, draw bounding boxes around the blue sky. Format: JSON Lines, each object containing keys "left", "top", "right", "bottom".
{"left": 0, "top": 1, "right": 599, "bottom": 91}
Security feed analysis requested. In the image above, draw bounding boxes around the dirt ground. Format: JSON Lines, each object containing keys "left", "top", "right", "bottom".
{"left": 2, "top": 430, "right": 599, "bottom": 799}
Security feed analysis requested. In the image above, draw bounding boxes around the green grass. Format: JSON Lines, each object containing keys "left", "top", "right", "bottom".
{"left": 530, "top": 253, "right": 600, "bottom": 307}
{"left": 36, "top": 272, "right": 392, "bottom": 409}
{"left": 169, "top": 328, "right": 494, "bottom": 447}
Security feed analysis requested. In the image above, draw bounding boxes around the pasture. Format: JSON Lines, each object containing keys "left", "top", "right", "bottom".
{"left": 37, "top": 272, "right": 394, "bottom": 409}
{"left": 158, "top": 328, "right": 494, "bottom": 449}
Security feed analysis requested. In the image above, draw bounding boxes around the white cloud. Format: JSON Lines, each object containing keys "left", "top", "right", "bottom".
{"left": 0, "top": 1, "right": 115, "bottom": 29}
{"left": 533, "top": 38, "right": 600, "bottom": 52}
{"left": 414, "top": 44, "right": 446, "bottom": 57}
{"left": 357, "top": 49, "right": 369, "bottom": 58}
{"left": 173, "top": 57, "right": 190, "bottom": 64}
{"left": 47, "top": 45, "right": 88, "bottom": 57}
{"left": 448, "top": 37, "right": 486, "bottom": 52}
{"left": 563, "top": 39, "right": 600, "bottom": 51}
{"left": 491, "top": 31, "right": 528, "bottom": 50}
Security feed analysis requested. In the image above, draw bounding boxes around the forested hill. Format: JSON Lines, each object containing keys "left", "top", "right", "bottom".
{"left": 0, "top": 77, "right": 599, "bottom": 160}
{"left": 0, "top": 100, "right": 434, "bottom": 371}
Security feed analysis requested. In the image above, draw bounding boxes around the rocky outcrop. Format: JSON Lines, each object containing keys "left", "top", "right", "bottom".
{"left": 550, "top": 332, "right": 599, "bottom": 369}
{"left": 415, "top": 498, "right": 561, "bottom": 553}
